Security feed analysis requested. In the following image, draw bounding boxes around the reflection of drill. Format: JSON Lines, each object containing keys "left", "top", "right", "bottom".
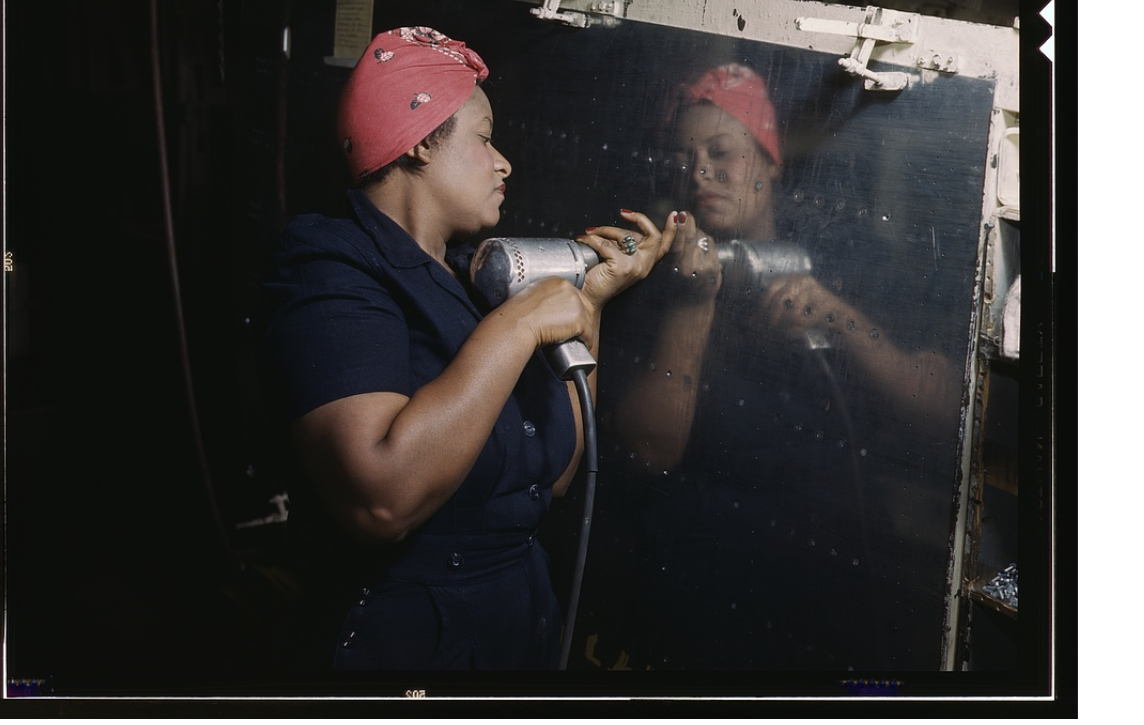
{"left": 714, "top": 238, "right": 857, "bottom": 384}
{"left": 717, "top": 239, "right": 812, "bottom": 288}
{"left": 470, "top": 237, "right": 601, "bottom": 380}
{"left": 719, "top": 239, "right": 826, "bottom": 351}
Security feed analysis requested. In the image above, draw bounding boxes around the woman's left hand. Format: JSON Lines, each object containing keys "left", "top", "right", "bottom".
{"left": 576, "top": 209, "right": 678, "bottom": 309}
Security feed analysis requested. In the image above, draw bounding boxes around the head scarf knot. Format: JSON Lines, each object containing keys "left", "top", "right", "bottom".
{"left": 337, "top": 27, "right": 489, "bottom": 180}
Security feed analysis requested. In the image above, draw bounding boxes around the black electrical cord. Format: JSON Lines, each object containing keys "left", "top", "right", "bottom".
{"left": 150, "top": 0, "right": 240, "bottom": 577}
{"left": 808, "top": 342, "right": 869, "bottom": 565}
{"left": 558, "top": 366, "right": 598, "bottom": 671}
{"left": 808, "top": 338, "right": 886, "bottom": 657}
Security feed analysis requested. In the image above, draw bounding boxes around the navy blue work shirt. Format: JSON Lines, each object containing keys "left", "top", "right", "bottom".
{"left": 257, "top": 189, "right": 578, "bottom": 669}
{"left": 260, "top": 188, "right": 577, "bottom": 532}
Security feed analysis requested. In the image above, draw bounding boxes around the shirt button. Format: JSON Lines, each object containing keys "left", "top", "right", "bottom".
{"left": 528, "top": 484, "right": 540, "bottom": 501}
{"left": 448, "top": 552, "right": 464, "bottom": 569}
{"left": 523, "top": 420, "right": 537, "bottom": 437}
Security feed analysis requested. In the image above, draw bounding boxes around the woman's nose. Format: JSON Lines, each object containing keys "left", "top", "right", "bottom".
{"left": 493, "top": 144, "right": 512, "bottom": 178}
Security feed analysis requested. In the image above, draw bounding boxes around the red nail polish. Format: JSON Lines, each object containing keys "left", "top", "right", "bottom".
{"left": 620, "top": 208, "right": 634, "bottom": 214}
{"left": 585, "top": 226, "right": 598, "bottom": 232}
{"left": 678, "top": 211, "right": 688, "bottom": 224}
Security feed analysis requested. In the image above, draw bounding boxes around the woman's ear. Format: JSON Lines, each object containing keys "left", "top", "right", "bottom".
{"left": 406, "top": 139, "right": 434, "bottom": 166}
{"left": 752, "top": 156, "right": 782, "bottom": 195}
{"left": 763, "top": 154, "right": 782, "bottom": 180}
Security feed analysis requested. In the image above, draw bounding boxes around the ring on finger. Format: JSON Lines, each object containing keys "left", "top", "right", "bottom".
{"left": 621, "top": 234, "right": 638, "bottom": 255}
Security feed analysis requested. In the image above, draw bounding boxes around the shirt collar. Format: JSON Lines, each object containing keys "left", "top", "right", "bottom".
{"left": 347, "top": 188, "right": 484, "bottom": 313}
{"left": 347, "top": 188, "right": 431, "bottom": 269}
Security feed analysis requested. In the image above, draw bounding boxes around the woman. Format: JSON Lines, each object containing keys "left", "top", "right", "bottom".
{"left": 614, "top": 62, "right": 960, "bottom": 471}
{"left": 598, "top": 62, "right": 966, "bottom": 670}
{"left": 257, "top": 27, "right": 677, "bottom": 670}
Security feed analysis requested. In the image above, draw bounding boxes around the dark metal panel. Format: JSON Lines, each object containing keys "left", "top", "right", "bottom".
{"left": 270, "top": 0, "right": 995, "bottom": 671}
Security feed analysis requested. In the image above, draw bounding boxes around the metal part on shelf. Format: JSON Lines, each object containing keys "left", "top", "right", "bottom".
{"left": 979, "top": 563, "right": 1019, "bottom": 609}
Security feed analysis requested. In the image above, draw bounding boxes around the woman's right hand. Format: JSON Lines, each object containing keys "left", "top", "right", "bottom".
{"left": 493, "top": 275, "right": 597, "bottom": 351}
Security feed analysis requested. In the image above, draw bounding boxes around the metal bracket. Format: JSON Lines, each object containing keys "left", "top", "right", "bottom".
{"left": 917, "top": 51, "right": 961, "bottom": 74}
{"left": 530, "top": 0, "right": 621, "bottom": 29}
{"left": 796, "top": 6, "right": 920, "bottom": 91}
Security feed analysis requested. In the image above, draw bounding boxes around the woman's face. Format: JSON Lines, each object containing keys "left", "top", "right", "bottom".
{"left": 430, "top": 86, "right": 513, "bottom": 236}
{"left": 671, "top": 102, "right": 780, "bottom": 239}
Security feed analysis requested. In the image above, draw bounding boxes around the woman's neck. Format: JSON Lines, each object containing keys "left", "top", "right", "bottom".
{"left": 365, "top": 177, "right": 451, "bottom": 265}
{"left": 721, "top": 211, "right": 775, "bottom": 241}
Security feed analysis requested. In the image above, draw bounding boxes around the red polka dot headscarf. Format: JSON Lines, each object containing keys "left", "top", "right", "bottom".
{"left": 337, "top": 27, "right": 489, "bottom": 180}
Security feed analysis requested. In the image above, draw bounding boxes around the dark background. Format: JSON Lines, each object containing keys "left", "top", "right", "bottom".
{"left": 2, "top": 0, "right": 1063, "bottom": 714}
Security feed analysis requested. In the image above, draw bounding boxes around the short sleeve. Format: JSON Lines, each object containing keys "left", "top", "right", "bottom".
{"left": 258, "top": 217, "right": 413, "bottom": 423}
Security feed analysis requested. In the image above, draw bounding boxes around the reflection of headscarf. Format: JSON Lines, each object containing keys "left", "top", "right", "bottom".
{"left": 669, "top": 63, "right": 781, "bottom": 166}
{"left": 337, "top": 27, "right": 489, "bottom": 180}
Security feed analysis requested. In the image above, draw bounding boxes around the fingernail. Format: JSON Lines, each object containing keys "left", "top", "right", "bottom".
{"left": 585, "top": 226, "right": 598, "bottom": 232}
{"left": 620, "top": 208, "right": 634, "bottom": 214}
{"left": 678, "top": 211, "right": 688, "bottom": 224}
{"left": 575, "top": 235, "right": 586, "bottom": 242}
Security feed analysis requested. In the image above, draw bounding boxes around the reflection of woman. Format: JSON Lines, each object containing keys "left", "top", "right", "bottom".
{"left": 257, "top": 27, "right": 675, "bottom": 670}
{"left": 597, "top": 63, "right": 965, "bottom": 669}
{"left": 614, "top": 63, "right": 960, "bottom": 471}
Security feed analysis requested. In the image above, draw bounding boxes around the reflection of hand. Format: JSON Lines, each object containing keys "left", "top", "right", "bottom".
{"left": 761, "top": 272, "right": 962, "bottom": 437}
{"left": 661, "top": 212, "right": 723, "bottom": 303}
{"left": 760, "top": 273, "right": 857, "bottom": 341}
{"left": 578, "top": 209, "right": 677, "bottom": 309}
{"left": 607, "top": 211, "right": 721, "bottom": 472}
